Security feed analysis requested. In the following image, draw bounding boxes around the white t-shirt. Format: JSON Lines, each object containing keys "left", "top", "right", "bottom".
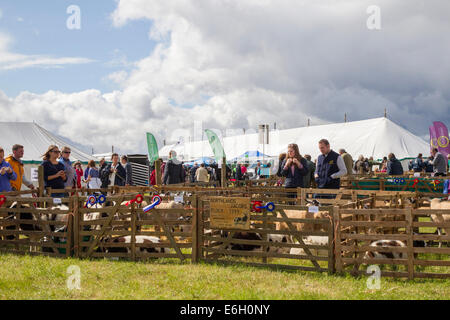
{"left": 109, "top": 164, "right": 117, "bottom": 187}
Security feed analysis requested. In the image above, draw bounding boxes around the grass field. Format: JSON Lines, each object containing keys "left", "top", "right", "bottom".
{"left": 0, "top": 254, "right": 449, "bottom": 300}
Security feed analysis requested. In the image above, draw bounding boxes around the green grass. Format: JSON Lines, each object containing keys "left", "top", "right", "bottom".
{"left": 0, "top": 254, "right": 449, "bottom": 300}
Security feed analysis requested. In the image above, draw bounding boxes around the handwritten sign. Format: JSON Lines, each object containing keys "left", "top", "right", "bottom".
{"left": 30, "top": 168, "right": 39, "bottom": 182}
{"left": 209, "top": 197, "right": 251, "bottom": 230}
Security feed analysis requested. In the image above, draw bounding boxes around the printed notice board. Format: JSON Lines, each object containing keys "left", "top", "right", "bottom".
{"left": 209, "top": 197, "right": 251, "bottom": 230}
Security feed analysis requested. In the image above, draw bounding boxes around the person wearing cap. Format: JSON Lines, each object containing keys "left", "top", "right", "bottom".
{"left": 0, "top": 147, "right": 17, "bottom": 192}
{"left": 5, "top": 144, "right": 34, "bottom": 191}
{"left": 338, "top": 149, "right": 354, "bottom": 176}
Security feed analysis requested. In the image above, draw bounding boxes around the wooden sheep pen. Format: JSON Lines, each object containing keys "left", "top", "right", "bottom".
{"left": 0, "top": 185, "right": 448, "bottom": 280}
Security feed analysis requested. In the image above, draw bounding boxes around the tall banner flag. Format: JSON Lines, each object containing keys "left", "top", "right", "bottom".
{"left": 146, "top": 133, "right": 159, "bottom": 164}
{"left": 205, "top": 129, "right": 226, "bottom": 163}
{"left": 429, "top": 125, "right": 438, "bottom": 153}
{"left": 431, "top": 122, "right": 450, "bottom": 158}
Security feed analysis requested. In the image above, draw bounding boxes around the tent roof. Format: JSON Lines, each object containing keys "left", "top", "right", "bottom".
{"left": 0, "top": 122, "right": 98, "bottom": 162}
{"left": 159, "top": 117, "right": 429, "bottom": 161}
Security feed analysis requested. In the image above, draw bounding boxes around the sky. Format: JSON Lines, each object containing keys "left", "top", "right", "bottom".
{"left": 0, "top": 0, "right": 449, "bottom": 155}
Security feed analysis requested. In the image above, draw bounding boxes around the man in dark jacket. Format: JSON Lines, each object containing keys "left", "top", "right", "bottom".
{"left": 235, "top": 162, "right": 243, "bottom": 181}
{"left": 190, "top": 163, "right": 198, "bottom": 183}
{"left": 314, "top": 139, "right": 347, "bottom": 190}
{"left": 163, "top": 151, "right": 185, "bottom": 185}
{"left": 387, "top": 153, "right": 404, "bottom": 175}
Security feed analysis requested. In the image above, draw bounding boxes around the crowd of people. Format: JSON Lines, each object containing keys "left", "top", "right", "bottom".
{"left": 0, "top": 144, "right": 134, "bottom": 194}
{"left": 149, "top": 150, "right": 273, "bottom": 187}
{"left": 272, "top": 140, "right": 450, "bottom": 199}
{"left": 0, "top": 141, "right": 449, "bottom": 195}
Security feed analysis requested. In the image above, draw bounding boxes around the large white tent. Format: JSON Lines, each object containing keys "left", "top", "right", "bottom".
{"left": 159, "top": 118, "right": 429, "bottom": 162}
{"left": 0, "top": 122, "right": 97, "bottom": 163}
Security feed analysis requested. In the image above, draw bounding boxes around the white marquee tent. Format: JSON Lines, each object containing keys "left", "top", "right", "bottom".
{"left": 0, "top": 122, "right": 97, "bottom": 163}
{"left": 159, "top": 118, "right": 429, "bottom": 162}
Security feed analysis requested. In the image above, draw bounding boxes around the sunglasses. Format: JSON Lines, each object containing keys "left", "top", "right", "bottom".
{"left": 51, "top": 150, "right": 61, "bottom": 154}
{"left": 63, "top": 151, "right": 71, "bottom": 154}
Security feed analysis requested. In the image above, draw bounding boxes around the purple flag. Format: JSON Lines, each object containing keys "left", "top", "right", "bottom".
{"left": 429, "top": 125, "right": 438, "bottom": 153}
{"left": 432, "top": 121, "right": 450, "bottom": 158}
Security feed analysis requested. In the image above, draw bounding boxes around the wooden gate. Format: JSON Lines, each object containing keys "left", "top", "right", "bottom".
{"left": 74, "top": 194, "right": 195, "bottom": 261}
{"left": 0, "top": 195, "right": 73, "bottom": 258}
{"left": 197, "top": 197, "right": 335, "bottom": 273}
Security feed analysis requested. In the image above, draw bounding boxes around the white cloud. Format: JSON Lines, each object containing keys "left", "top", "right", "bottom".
{"left": 104, "top": 70, "right": 129, "bottom": 85}
{"left": 0, "top": 32, "right": 94, "bottom": 70}
{"left": 0, "top": 0, "right": 449, "bottom": 155}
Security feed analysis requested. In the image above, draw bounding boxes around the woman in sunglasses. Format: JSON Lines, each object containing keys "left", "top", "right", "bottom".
{"left": 41, "top": 145, "right": 67, "bottom": 197}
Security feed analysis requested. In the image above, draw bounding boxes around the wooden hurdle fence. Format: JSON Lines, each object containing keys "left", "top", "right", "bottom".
{"left": 334, "top": 207, "right": 450, "bottom": 279}
{"left": 197, "top": 198, "right": 334, "bottom": 273}
{"left": 0, "top": 186, "right": 449, "bottom": 280}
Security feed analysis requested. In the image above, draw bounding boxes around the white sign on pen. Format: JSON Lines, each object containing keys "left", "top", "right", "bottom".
{"left": 308, "top": 206, "right": 319, "bottom": 213}
{"left": 30, "top": 168, "right": 39, "bottom": 182}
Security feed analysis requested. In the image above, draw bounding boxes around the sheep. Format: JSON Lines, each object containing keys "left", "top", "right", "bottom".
{"left": 274, "top": 210, "right": 330, "bottom": 244}
{"left": 105, "top": 235, "right": 168, "bottom": 255}
{"left": 364, "top": 240, "right": 407, "bottom": 260}
{"left": 363, "top": 236, "right": 426, "bottom": 261}
{"left": 266, "top": 234, "right": 290, "bottom": 253}
{"left": 289, "top": 236, "right": 329, "bottom": 257}
{"left": 430, "top": 199, "right": 450, "bottom": 230}
{"left": 430, "top": 198, "right": 450, "bottom": 247}
{"left": 178, "top": 216, "right": 193, "bottom": 239}
{"left": 153, "top": 201, "right": 185, "bottom": 220}
{"left": 221, "top": 231, "right": 262, "bottom": 251}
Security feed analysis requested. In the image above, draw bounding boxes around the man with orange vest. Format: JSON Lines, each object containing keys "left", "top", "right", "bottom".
{"left": 5, "top": 144, "right": 35, "bottom": 191}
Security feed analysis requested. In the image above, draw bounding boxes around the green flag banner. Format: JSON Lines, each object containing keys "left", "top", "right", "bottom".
{"left": 205, "top": 129, "right": 226, "bottom": 162}
{"left": 146, "top": 133, "right": 159, "bottom": 163}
